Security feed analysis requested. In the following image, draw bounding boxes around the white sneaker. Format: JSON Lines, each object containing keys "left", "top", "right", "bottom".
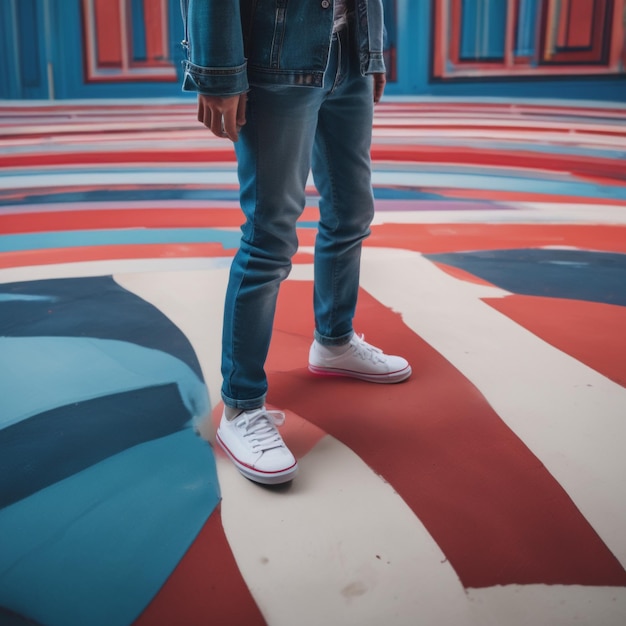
{"left": 216, "top": 407, "right": 298, "bottom": 485}
{"left": 308, "top": 333, "right": 411, "bottom": 383}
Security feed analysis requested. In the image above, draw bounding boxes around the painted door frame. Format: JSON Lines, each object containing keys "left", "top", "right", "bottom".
{"left": 51, "top": 0, "right": 185, "bottom": 99}
{"left": 0, "top": 0, "right": 186, "bottom": 100}
{"left": 385, "top": 0, "right": 625, "bottom": 101}
{"left": 0, "top": 0, "right": 54, "bottom": 99}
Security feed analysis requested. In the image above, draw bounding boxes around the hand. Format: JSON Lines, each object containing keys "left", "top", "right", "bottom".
{"left": 197, "top": 93, "right": 247, "bottom": 141}
{"left": 373, "top": 72, "right": 386, "bottom": 104}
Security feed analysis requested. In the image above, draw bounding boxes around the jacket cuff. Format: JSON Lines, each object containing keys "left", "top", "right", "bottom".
{"left": 364, "top": 52, "right": 386, "bottom": 75}
{"left": 181, "top": 60, "right": 249, "bottom": 96}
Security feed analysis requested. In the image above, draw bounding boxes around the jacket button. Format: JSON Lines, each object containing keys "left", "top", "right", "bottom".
{"left": 321, "top": 0, "right": 330, "bottom": 7}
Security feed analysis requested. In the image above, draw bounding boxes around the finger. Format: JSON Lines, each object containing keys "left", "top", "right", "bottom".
{"left": 197, "top": 98, "right": 204, "bottom": 125}
{"left": 236, "top": 93, "right": 247, "bottom": 128}
{"left": 221, "top": 107, "right": 239, "bottom": 142}
{"left": 210, "top": 112, "right": 227, "bottom": 139}
{"left": 197, "top": 96, "right": 214, "bottom": 129}
{"left": 373, "top": 74, "right": 386, "bottom": 104}
{"left": 374, "top": 81, "right": 384, "bottom": 104}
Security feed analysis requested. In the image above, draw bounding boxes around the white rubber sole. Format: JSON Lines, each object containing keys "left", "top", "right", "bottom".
{"left": 308, "top": 363, "right": 412, "bottom": 384}
{"left": 216, "top": 432, "right": 298, "bottom": 485}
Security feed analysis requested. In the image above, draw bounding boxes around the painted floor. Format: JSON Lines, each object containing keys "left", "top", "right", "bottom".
{"left": 1, "top": 99, "right": 625, "bottom": 626}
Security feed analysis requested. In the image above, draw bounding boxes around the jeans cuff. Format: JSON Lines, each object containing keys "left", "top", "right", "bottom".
{"left": 221, "top": 391, "right": 266, "bottom": 411}
{"left": 313, "top": 329, "right": 353, "bottom": 347}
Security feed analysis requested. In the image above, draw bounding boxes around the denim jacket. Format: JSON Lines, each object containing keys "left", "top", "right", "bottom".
{"left": 180, "top": 0, "right": 385, "bottom": 96}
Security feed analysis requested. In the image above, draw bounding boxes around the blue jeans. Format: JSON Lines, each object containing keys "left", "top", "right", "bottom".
{"left": 222, "top": 24, "right": 375, "bottom": 410}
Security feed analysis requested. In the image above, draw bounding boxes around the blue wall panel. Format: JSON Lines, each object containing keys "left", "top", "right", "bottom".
{"left": 460, "top": 0, "right": 507, "bottom": 61}
{"left": 16, "top": 0, "right": 42, "bottom": 92}
{"left": 0, "top": 0, "right": 49, "bottom": 99}
{"left": 0, "top": 2, "right": 17, "bottom": 98}
{"left": 515, "top": 0, "right": 539, "bottom": 58}
{"left": 130, "top": 0, "right": 148, "bottom": 62}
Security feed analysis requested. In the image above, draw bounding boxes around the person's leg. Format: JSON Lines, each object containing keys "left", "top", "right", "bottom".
{"left": 310, "top": 25, "right": 376, "bottom": 346}
{"left": 308, "top": 24, "right": 411, "bottom": 383}
{"left": 217, "top": 36, "right": 345, "bottom": 485}
{"left": 221, "top": 85, "right": 323, "bottom": 410}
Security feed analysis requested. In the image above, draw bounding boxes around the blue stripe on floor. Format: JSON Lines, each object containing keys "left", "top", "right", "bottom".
{"left": 0, "top": 228, "right": 242, "bottom": 253}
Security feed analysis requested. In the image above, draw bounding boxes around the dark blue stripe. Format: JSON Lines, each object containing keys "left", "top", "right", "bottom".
{"left": 425, "top": 249, "right": 626, "bottom": 306}
{"left": 0, "top": 384, "right": 195, "bottom": 509}
{"left": 0, "top": 277, "right": 205, "bottom": 379}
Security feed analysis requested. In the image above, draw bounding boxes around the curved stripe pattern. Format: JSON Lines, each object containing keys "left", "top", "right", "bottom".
{"left": 0, "top": 100, "right": 625, "bottom": 626}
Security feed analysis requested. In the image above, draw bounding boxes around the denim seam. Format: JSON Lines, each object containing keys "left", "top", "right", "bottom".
{"left": 330, "top": 33, "right": 342, "bottom": 94}
{"left": 224, "top": 95, "right": 267, "bottom": 408}
{"left": 317, "top": 121, "right": 342, "bottom": 340}
{"left": 335, "top": 23, "right": 352, "bottom": 93}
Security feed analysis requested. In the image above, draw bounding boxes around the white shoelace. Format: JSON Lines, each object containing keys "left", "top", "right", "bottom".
{"left": 350, "top": 334, "right": 386, "bottom": 363}
{"left": 238, "top": 409, "right": 286, "bottom": 452}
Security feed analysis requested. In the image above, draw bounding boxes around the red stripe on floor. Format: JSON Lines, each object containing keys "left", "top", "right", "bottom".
{"left": 3, "top": 146, "right": 625, "bottom": 184}
{"left": 435, "top": 188, "right": 626, "bottom": 205}
{"left": 0, "top": 207, "right": 320, "bottom": 235}
{"left": 267, "top": 280, "right": 626, "bottom": 588}
{"left": 0, "top": 243, "right": 233, "bottom": 269}
{"left": 485, "top": 295, "right": 626, "bottom": 387}
{"left": 133, "top": 505, "right": 265, "bottom": 626}
{"left": 370, "top": 146, "right": 626, "bottom": 183}
{"left": 0, "top": 149, "right": 237, "bottom": 168}
{"left": 367, "top": 223, "right": 626, "bottom": 254}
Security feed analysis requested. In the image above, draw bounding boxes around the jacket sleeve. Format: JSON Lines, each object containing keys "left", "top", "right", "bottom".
{"left": 181, "top": 0, "right": 249, "bottom": 96}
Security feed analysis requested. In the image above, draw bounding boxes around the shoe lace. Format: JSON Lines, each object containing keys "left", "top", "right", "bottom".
{"left": 239, "top": 409, "right": 286, "bottom": 452}
{"left": 351, "top": 334, "right": 386, "bottom": 364}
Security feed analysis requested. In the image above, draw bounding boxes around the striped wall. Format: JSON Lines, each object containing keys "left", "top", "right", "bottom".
{"left": 0, "top": 0, "right": 624, "bottom": 100}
